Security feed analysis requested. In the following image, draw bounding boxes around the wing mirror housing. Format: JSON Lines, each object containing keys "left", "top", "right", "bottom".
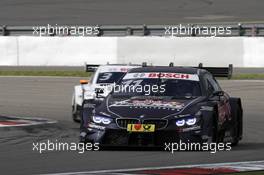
{"left": 213, "top": 91, "right": 224, "bottom": 97}
{"left": 209, "top": 91, "right": 224, "bottom": 101}
{"left": 80, "top": 80, "right": 89, "bottom": 85}
{"left": 95, "top": 88, "right": 104, "bottom": 98}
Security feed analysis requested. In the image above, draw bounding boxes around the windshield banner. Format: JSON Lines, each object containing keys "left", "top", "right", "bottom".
{"left": 123, "top": 72, "right": 199, "bottom": 81}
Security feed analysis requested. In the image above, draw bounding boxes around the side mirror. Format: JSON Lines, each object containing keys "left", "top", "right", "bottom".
{"left": 95, "top": 88, "right": 104, "bottom": 98}
{"left": 213, "top": 91, "right": 224, "bottom": 97}
{"left": 80, "top": 80, "right": 89, "bottom": 85}
{"left": 209, "top": 91, "right": 224, "bottom": 101}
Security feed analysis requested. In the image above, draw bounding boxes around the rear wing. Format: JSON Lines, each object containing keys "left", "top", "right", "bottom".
{"left": 85, "top": 64, "right": 100, "bottom": 72}
{"left": 197, "top": 63, "right": 233, "bottom": 79}
{"left": 84, "top": 62, "right": 142, "bottom": 72}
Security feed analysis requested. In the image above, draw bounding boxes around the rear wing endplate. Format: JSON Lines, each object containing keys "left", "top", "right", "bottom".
{"left": 197, "top": 63, "right": 233, "bottom": 79}
{"left": 85, "top": 64, "right": 100, "bottom": 72}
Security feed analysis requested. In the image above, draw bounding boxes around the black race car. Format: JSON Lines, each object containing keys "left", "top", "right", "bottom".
{"left": 80, "top": 64, "right": 243, "bottom": 147}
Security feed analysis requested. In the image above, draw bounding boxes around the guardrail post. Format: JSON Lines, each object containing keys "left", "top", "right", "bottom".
{"left": 97, "top": 26, "right": 102, "bottom": 36}
{"left": 142, "top": 24, "right": 149, "bottom": 36}
{"left": 126, "top": 27, "right": 132, "bottom": 36}
{"left": 2, "top": 25, "right": 7, "bottom": 36}
{"left": 49, "top": 28, "right": 55, "bottom": 36}
{"left": 228, "top": 64, "right": 233, "bottom": 79}
{"left": 238, "top": 23, "right": 245, "bottom": 36}
{"left": 191, "top": 24, "right": 196, "bottom": 36}
{"left": 251, "top": 25, "right": 258, "bottom": 36}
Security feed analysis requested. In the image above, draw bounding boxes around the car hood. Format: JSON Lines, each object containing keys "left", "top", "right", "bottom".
{"left": 106, "top": 96, "right": 201, "bottom": 119}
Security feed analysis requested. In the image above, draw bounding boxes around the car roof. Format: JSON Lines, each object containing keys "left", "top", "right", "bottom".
{"left": 128, "top": 66, "right": 202, "bottom": 74}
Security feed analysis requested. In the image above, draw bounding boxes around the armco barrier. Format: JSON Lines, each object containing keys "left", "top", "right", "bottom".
{"left": 1, "top": 23, "right": 264, "bottom": 37}
{"left": 1, "top": 36, "right": 264, "bottom": 67}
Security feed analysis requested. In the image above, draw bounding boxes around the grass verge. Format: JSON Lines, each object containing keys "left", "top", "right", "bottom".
{"left": 223, "top": 171, "right": 264, "bottom": 175}
{"left": 232, "top": 73, "right": 264, "bottom": 80}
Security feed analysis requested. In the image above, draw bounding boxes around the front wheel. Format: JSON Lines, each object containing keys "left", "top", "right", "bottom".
{"left": 205, "top": 111, "right": 218, "bottom": 144}
{"left": 231, "top": 108, "right": 241, "bottom": 146}
{"left": 72, "top": 105, "right": 81, "bottom": 123}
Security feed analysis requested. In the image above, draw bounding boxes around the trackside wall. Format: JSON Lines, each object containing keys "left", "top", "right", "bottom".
{"left": 0, "top": 36, "right": 264, "bottom": 67}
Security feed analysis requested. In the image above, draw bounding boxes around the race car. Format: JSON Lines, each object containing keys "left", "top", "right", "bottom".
{"left": 72, "top": 63, "right": 139, "bottom": 122}
{"left": 80, "top": 63, "right": 243, "bottom": 147}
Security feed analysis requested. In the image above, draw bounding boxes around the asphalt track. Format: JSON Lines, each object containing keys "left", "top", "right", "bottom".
{"left": 0, "top": 77, "right": 264, "bottom": 175}
{"left": 0, "top": 0, "right": 264, "bottom": 25}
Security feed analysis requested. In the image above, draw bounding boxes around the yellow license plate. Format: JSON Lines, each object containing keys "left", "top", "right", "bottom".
{"left": 127, "top": 124, "right": 155, "bottom": 132}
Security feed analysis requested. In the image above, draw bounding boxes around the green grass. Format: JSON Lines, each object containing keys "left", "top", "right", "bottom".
{"left": 0, "top": 70, "right": 92, "bottom": 77}
{"left": 223, "top": 171, "right": 264, "bottom": 175}
{"left": 232, "top": 73, "right": 264, "bottom": 80}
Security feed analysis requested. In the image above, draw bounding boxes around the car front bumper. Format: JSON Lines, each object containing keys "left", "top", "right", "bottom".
{"left": 81, "top": 122, "right": 204, "bottom": 146}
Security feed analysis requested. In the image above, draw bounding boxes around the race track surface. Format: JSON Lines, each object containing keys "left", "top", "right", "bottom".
{"left": 0, "top": 77, "right": 264, "bottom": 175}
{"left": 0, "top": 0, "right": 264, "bottom": 25}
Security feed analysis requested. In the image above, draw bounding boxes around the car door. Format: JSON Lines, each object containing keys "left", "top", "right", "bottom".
{"left": 205, "top": 74, "right": 231, "bottom": 125}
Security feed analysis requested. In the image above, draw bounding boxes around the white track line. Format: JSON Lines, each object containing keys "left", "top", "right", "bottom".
{"left": 41, "top": 160, "right": 264, "bottom": 175}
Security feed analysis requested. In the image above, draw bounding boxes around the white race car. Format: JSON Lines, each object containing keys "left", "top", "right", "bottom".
{"left": 72, "top": 64, "right": 139, "bottom": 122}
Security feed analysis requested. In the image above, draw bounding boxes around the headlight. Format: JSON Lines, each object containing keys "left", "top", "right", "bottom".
{"left": 186, "top": 118, "right": 197, "bottom": 126}
{"left": 175, "top": 116, "right": 198, "bottom": 127}
{"left": 92, "top": 115, "right": 112, "bottom": 125}
{"left": 176, "top": 119, "right": 185, "bottom": 127}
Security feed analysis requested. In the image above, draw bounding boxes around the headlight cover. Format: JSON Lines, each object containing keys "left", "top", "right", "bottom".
{"left": 175, "top": 112, "right": 201, "bottom": 127}
{"left": 175, "top": 119, "right": 185, "bottom": 126}
{"left": 186, "top": 118, "right": 197, "bottom": 126}
{"left": 92, "top": 115, "right": 112, "bottom": 125}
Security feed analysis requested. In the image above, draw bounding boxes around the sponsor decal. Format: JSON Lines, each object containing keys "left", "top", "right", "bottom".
{"left": 127, "top": 124, "right": 155, "bottom": 132}
{"left": 109, "top": 99, "right": 185, "bottom": 110}
{"left": 123, "top": 72, "right": 199, "bottom": 81}
{"left": 101, "top": 67, "right": 131, "bottom": 73}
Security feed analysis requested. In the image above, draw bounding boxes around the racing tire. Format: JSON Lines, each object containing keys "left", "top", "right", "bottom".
{"left": 211, "top": 112, "right": 219, "bottom": 143}
{"left": 231, "top": 108, "right": 241, "bottom": 146}
{"left": 229, "top": 98, "right": 243, "bottom": 146}
{"left": 72, "top": 105, "right": 81, "bottom": 123}
{"left": 206, "top": 111, "right": 218, "bottom": 144}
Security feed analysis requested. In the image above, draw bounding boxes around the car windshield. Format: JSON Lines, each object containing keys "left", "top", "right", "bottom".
{"left": 112, "top": 72, "right": 202, "bottom": 98}
{"left": 96, "top": 72, "right": 126, "bottom": 84}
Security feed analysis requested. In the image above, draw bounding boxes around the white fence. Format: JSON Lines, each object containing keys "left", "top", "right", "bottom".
{"left": 0, "top": 36, "right": 264, "bottom": 67}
